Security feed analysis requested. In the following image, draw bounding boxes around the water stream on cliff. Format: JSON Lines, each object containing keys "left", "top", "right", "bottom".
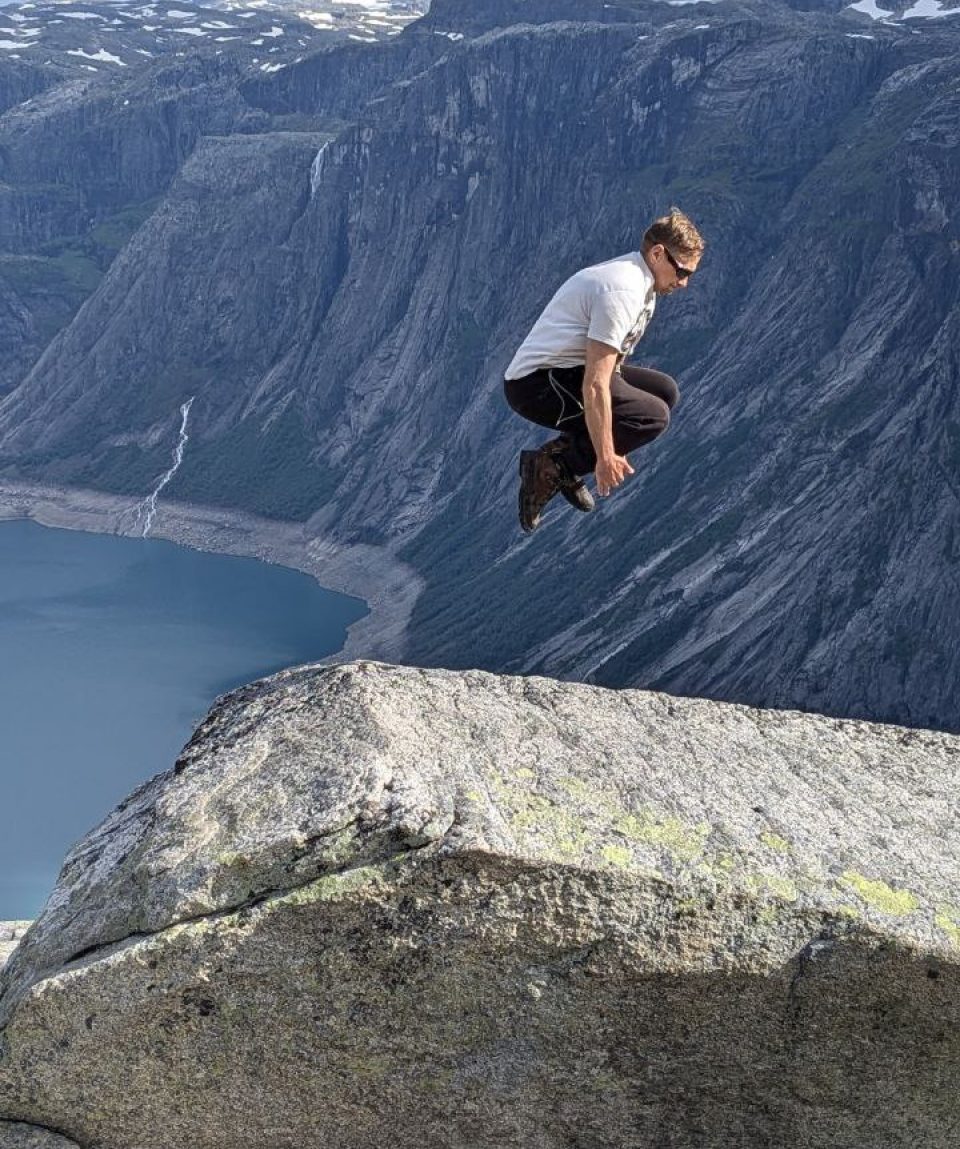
{"left": 0, "top": 519, "right": 368, "bottom": 919}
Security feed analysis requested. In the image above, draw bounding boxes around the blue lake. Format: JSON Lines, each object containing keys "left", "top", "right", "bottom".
{"left": 0, "top": 519, "right": 368, "bottom": 919}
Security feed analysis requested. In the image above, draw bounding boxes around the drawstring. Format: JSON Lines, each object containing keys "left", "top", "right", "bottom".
{"left": 548, "top": 370, "right": 584, "bottom": 426}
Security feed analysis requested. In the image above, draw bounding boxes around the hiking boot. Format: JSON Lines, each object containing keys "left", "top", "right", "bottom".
{"left": 518, "top": 447, "right": 560, "bottom": 532}
{"left": 543, "top": 437, "right": 595, "bottom": 514}
{"left": 518, "top": 438, "right": 595, "bottom": 532}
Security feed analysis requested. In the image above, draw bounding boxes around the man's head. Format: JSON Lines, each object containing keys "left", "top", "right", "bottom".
{"left": 642, "top": 208, "right": 705, "bottom": 295}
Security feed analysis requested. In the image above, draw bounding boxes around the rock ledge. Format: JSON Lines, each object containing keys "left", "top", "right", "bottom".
{"left": 0, "top": 662, "right": 957, "bottom": 1148}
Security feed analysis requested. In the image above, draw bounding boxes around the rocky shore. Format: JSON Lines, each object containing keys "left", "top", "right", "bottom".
{"left": 0, "top": 480, "right": 421, "bottom": 665}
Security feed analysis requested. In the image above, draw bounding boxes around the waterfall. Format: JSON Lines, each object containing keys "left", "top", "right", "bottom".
{"left": 134, "top": 397, "right": 195, "bottom": 538}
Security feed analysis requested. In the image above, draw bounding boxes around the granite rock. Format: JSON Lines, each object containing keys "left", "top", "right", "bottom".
{"left": 0, "top": 1124, "right": 80, "bottom": 1149}
{"left": 0, "top": 930, "right": 30, "bottom": 975}
{"left": 0, "top": 661, "right": 957, "bottom": 1147}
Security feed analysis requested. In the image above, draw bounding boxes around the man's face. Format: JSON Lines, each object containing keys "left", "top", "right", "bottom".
{"left": 648, "top": 244, "right": 701, "bottom": 296}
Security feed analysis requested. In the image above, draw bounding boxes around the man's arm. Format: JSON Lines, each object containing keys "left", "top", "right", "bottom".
{"left": 582, "top": 337, "right": 634, "bottom": 496}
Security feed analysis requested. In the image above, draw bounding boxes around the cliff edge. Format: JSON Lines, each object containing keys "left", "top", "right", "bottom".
{"left": 0, "top": 661, "right": 957, "bottom": 1147}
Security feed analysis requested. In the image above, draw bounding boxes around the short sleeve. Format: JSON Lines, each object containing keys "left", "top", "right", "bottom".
{"left": 586, "top": 288, "right": 643, "bottom": 353}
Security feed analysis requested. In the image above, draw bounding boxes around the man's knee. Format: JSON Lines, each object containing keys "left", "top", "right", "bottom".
{"left": 634, "top": 395, "right": 671, "bottom": 432}
{"left": 619, "top": 364, "right": 680, "bottom": 410}
{"left": 648, "top": 368, "right": 680, "bottom": 411}
{"left": 616, "top": 398, "right": 670, "bottom": 455}
{"left": 645, "top": 401, "right": 671, "bottom": 436}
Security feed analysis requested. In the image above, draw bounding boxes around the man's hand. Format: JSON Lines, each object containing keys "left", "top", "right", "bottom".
{"left": 594, "top": 453, "right": 634, "bottom": 497}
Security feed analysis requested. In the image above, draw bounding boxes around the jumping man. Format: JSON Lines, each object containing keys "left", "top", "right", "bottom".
{"left": 504, "top": 208, "right": 705, "bottom": 531}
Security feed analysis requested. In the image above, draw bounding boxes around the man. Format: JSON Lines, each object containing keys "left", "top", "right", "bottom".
{"left": 504, "top": 208, "right": 704, "bottom": 532}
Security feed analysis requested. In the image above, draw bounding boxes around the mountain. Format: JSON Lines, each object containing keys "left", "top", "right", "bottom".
{"left": 0, "top": 0, "right": 958, "bottom": 730}
{"left": 0, "top": 0, "right": 425, "bottom": 392}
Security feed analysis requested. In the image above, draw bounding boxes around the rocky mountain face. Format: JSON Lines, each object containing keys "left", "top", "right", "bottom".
{"left": 0, "top": 661, "right": 958, "bottom": 1147}
{"left": 0, "top": 0, "right": 424, "bottom": 392}
{"left": 0, "top": 0, "right": 959, "bottom": 730}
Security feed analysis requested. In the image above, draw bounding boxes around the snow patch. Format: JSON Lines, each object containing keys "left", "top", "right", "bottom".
{"left": 847, "top": 0, "right": 894, "bottom": 17}
{"left": 67, "top": 46, "right": 126, "bottom": 64}
{"left": 902, "top": 0, "right": 960, "bottom": 16}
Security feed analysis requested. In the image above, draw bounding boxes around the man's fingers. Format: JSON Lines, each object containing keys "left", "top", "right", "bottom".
{"left": 623, "top": 459, "right": 635, "bottom": 475}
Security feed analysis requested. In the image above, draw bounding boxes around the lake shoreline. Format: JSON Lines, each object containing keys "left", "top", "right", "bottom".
{"left": 0, "top": 479, "right": 421, "bottom": 667}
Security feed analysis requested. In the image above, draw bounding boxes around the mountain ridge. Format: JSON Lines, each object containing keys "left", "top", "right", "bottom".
{"left": 0, "top": 0, "right": 958, "bottom": 729}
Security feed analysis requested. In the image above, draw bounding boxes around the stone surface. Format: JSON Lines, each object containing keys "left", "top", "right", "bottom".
{"left": 0, "top": 661, "right": 957, "bottom": 1147}
{"left": 0, "top": 1122, "right": 79, "bottom": 1149}
{"left": 0, "top": 929, "right": 30, "bottom": 975}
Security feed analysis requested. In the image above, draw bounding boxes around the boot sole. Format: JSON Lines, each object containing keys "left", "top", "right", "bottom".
{"left": 518, "top": 450, "right": 541, "bottom": 532}
{"left": 558, "top": 483, "right": 595, "bottom": 513}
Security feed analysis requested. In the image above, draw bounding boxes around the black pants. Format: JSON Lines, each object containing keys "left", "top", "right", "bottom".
{"left": 503, "top": 363, "right": 679, "bottom": 476}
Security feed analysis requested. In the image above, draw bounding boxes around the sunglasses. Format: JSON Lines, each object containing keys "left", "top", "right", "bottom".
{"left": 663, "top": 247, "right": 695, "bottom": 280}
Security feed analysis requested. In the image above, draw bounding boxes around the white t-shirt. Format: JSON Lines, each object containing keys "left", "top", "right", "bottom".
{"left": 504, "top": 250, "right": 657, "bottom": 380}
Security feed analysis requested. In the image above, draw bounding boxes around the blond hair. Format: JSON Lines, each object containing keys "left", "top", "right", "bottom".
{"left": 642, "top": 208, "right": 705, "bottom": 260}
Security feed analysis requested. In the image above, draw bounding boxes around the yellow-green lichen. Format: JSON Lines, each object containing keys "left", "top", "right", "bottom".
{"left": 514, "top": 768, "right": 536, "bottom": 781}
{"left": 550, "top": 776, "right": 711, "bottom": 868}
{"left": 741, "top": 872, "right": 799, "bottom": 903}
{"left": 934, "top": 905, "right": 960, "bottom": 948}
{"left": 673, "top": 896, "right": 701, "bottom": 915}
{"left": 759, "top": 832, "right": 791, "bottom": 853}
{"left": 838, "top": 871, "right": 919, "bottom": 916}
{"left": 555, "top": 776, "right": 610, "bottom": 807}
{"left": 601, "top": 844, "right": 633, "bottom": 868}
{"left": 280, "top": 865, "right": 387, "bottom": 908}
{"left": 491, "top": 774, "right": 591, "bottom": 861}
{"left": 762, "top": 875, "right": 799, "bottom": 902}
{"left": 614, "top": 812, "right": 711, "bottom": 865}
{"left": 834, "top": 904, "right": 861, "bottom": 920}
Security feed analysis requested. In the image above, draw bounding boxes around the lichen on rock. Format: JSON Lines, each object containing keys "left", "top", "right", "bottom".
{"left": 0, "top": 661, "right": 957, "bottom": 1148}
